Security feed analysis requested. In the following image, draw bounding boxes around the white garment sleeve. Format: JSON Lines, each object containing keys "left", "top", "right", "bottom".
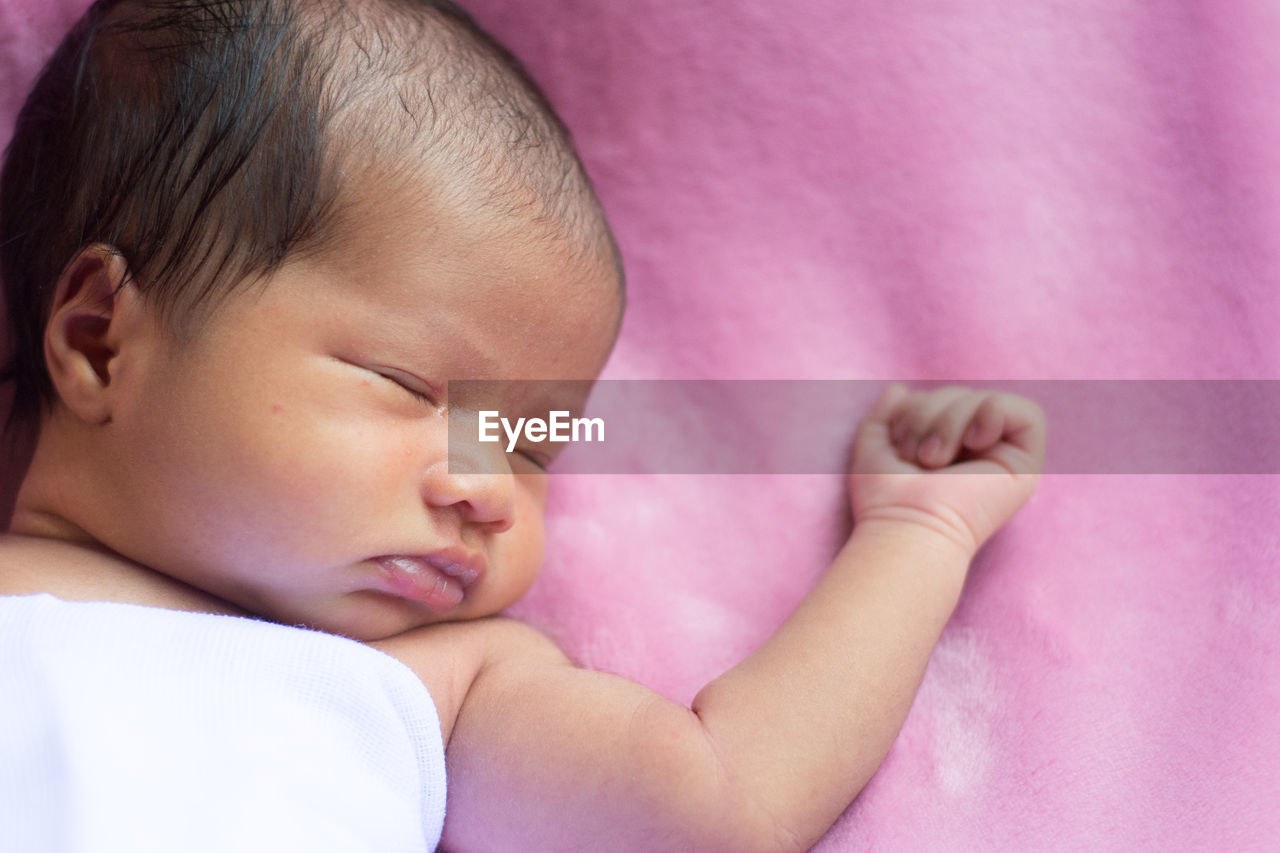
{"left": 0, "top": 594, "right": 447, "bottom": 852}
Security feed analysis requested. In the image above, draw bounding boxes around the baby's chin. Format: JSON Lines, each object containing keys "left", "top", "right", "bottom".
{"left": 255, "top": 589, "right": 473, "bottom": 642}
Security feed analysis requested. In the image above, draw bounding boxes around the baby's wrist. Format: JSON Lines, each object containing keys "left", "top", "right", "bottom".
{"left": 848, "top": 512, "right": 979, "bottom": 564}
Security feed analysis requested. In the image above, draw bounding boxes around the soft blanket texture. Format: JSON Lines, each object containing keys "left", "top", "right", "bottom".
{"left": 0, "top": 594, "right": 446, "bottom": 852}
{"left": 3, "top": 1, "right": 1278, "bottom": 849}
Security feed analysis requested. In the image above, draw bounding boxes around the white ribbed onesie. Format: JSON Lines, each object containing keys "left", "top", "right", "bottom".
{"left": 0, "top": 594, "right": 446, "bottom": 852}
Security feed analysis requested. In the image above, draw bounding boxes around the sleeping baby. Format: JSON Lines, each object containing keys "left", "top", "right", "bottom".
{"left": 0, "top": 0, "right": 1046, "bottom": 850}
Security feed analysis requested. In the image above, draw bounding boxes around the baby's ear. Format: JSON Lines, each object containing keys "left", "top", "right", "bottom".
{"left": 43, "top": 245, "right": 148, "bottom": 425}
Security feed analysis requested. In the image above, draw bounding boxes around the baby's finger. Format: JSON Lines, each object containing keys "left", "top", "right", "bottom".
{"left": 852, "top": 383, "right": 912, "bottom": 463}
{"left": 866, "top": 382, "right": 911, "bottom": 426}
{"left": 964, "top": 392, "right": 1047, "bottom": 470}
{"left": 889, "top": 387, "right": 970, "bottom": 463}
{"left": 961, "top": 395, "right": 1003, "bottom": 452}
{"left": 916, "top": 392, "right": 993, "bottom": 468}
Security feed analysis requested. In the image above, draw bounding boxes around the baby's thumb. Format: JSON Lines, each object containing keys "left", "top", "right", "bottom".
{"left": 865, "top": 382, "right": 909, "bottom": 425}
{"left": 852, "top": 382, "right": 910, "bottom": 466}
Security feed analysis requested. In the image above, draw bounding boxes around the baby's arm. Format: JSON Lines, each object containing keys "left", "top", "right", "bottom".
{"left": 386, "top": 385, "right": 1046, "bottom": 853}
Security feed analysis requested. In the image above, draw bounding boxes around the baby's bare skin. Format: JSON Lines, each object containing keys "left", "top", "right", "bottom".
{"left": 0, "top": 170, "right": 1045, "bottom": 851}
{"left": 1, "top": 382, "right": 1044, "bottom": 852}
{"left": 385, "top": 382, "right": 1044, "bottom": 851}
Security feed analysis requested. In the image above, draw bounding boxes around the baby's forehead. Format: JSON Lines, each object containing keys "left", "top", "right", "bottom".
{"left": 300, "top": 160, "right": 616, "bottom": 320}
{"left": 332, "top": 153, "right": 622, "bottom": 291}
{"left": 246, "top": 190, "right": 622, "bottom": 393}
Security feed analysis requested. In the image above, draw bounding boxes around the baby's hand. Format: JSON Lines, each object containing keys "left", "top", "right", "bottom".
{"left": 849, "top": 384, "right": 1046, "bottom": 556}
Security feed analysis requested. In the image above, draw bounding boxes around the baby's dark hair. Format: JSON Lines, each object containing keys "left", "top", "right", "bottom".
{"left": 0, "top": 0, "right": 619, "bottom": 434}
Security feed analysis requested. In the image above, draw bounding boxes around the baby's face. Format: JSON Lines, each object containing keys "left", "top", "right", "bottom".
{"left": 100, "top": 175, "right": 621, "bottom": 640}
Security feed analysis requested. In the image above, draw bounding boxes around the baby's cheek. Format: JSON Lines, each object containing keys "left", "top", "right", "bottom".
{"left": 220, "top": 415, "right": 380, "bottom": 525}
{"left": 516, "top": 471, "right": 550, "bottom": 506}
{"left": 491, "top": 492, "right": 546, "bottom": 606}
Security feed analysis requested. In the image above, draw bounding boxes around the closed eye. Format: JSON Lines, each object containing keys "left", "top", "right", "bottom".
{"left": 393, "top": 379, "right": 434, "bottom": 406}
{"left": 371, "top": 366, "right": 441, "bottom": 408}
{"left": 515, "top": 449, "right": 550, "bottom": 472}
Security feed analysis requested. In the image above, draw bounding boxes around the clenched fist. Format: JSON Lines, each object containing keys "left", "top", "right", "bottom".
{"left": 850, "top": 384, "right": 1047, "bottom": 556}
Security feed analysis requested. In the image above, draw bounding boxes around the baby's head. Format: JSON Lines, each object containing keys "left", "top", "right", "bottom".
{"left": 0, "top": 0, "right": 623, "bottom": 639}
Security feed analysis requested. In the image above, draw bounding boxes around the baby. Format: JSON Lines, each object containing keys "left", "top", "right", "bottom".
{"left": 0, "top": 0, "right": 1046, "bottom": 851}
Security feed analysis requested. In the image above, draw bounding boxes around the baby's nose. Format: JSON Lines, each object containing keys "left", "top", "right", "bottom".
{"left": 420, "top": 445, "right": 515, "bottom": 532}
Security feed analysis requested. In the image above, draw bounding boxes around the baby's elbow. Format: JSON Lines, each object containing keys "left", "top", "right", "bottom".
{"left": 650, "top": 811, "right": 806, "bottom": 853}
{"left": 625, "top": 701, "right": 821, "bottom": 853}
{"left": 692, "top": 818, "right": 805, "bottom": 853}
{"left": 693, "top": 813, "right": 813, "bottom": 853}
{"left": 649, "top": 748, "right": 817, "bottom": 853}
{"left": 719, "top": 793, "right": 820, "bottom": 853}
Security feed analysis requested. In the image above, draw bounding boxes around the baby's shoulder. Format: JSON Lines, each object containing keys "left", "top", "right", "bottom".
{"left": 372, "top": 615, "right": 568, "bottom": 741}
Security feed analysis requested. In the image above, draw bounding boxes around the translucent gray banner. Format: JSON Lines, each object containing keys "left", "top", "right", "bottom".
{"left": 446, "top": 380, "right": 1280, "bottom": 474}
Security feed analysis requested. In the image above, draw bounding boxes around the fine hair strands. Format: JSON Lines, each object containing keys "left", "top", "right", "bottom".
{"left": 0, "top": 0, "right": 620, "bottom": 441}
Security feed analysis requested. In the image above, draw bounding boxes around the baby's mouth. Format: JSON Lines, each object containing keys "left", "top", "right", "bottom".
{"left": 375, "top": 554, "right": 481, "bottom": 611}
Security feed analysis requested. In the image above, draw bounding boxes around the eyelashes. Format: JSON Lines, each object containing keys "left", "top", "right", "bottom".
{"left": 515, "top": 450, "right": 550, "bottom": 472}
{"left": 370, "top": 366, "right": 441, "bottom": 409}
{"left": 361, "top": 362, "right": 551, "bottom": 470}
{"left": 388, "top": 376, "right": 436, "bottom": 407}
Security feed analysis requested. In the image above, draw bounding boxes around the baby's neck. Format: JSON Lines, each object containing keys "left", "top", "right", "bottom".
{"left": 0, "top": 424, "right": 245, "bottom": 616}
{"left": 0, "top": 531, "right": 247, "bottom": 618}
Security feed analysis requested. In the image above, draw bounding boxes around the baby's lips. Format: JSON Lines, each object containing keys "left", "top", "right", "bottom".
{"left": 376, "top": 555, "right": 472, "bottom": 611}
{"left": 423, "top": 552, "right": 482, "bottom": 587}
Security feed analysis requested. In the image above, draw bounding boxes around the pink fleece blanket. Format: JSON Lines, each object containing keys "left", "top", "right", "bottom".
{"left": 3, "top": 1, "right": 1277, "bottom": 849}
